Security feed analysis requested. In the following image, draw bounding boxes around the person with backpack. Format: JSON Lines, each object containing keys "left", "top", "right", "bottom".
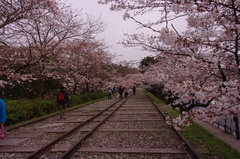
{"left": 0, "top": 98, "right": 7, "bottom": 140}
{"left": 57, "top": 86, "right": 69, "bottom": 120}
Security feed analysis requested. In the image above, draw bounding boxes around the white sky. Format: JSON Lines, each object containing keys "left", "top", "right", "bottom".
{"left": 65, "top": 0, "right": 156, "bottom": 65}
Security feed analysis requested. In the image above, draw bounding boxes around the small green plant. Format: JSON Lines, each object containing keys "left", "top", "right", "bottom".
{"left": 223, "top": 130, "right": 232, "bottom": 134}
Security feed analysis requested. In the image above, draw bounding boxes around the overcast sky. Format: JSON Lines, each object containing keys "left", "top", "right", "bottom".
{"left": 65, "top": 0, "right": 156, "bottom": 65}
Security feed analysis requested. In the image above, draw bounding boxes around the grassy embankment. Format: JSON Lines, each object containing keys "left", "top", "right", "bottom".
{"left": 146, "top": 91, "right": 240, "bottom": 159}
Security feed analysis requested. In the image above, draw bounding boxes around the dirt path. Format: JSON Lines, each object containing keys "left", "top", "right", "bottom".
{"left": 197, "top": 121, "right": 240, "bottom": 152}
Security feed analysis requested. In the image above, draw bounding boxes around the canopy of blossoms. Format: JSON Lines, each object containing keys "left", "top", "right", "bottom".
{"left": 98, "top": 0, "right": 240, "bottom": 126}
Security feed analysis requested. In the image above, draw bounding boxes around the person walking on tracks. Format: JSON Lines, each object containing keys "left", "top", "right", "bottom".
{"left": 123, "top": 87, "right": 128, "bottom": 98}
{"left": 57, "top": 86, "right": 69, "bottom": 120}
{"left": 118, "top": 86, "right": 123, "bottom": 98}
{"left": 133, "top": 85, "right": 136, "bottom": 95}
{"left": 107, "top": 87, "right": 112, "bottom": 99}
{"left": 112, "top": 86, "right": 117, "bottom": 98}
{"left": 0, "top": 98, "right": 7, "bottom": 140}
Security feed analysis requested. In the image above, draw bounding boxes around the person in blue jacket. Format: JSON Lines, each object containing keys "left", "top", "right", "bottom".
{"left": 0, "top": 98, "right": 6, "bottom": 127}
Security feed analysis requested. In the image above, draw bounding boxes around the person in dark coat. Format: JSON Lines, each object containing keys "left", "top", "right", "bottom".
{"left": 57, "top": 86, "right": 69, "bottom": 119}
{"left": 123, "top": 87, "right": 128, "bottom": 98}
{"left": 118, "top": 86, "right": 123, "bottom": 98}
{"left": 133, "top": 86, "right": 136, "bottom": 95}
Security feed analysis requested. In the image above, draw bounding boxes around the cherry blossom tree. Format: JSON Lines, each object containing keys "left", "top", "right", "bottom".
{"left": 98, "top": 0, "right": 240, "bottom": 124}
{"left": 54, "top": 39, "right": 115, "bottom": 95}
{"left": 0, "top": 0, "right": 57, "bottom": 86}
{"left": 0, "top": 1, "right": 113, "bottom": 98}
{"left": 0, "top": 0, "right": 57, "bottom": 33}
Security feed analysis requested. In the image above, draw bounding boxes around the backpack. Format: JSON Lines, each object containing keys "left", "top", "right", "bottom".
{"left": 57, "top": 92, "right": 65, "bottom": 102}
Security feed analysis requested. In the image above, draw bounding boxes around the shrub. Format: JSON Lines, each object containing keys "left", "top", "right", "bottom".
{"left": 89, "top": 91, "right": 107, "bottom": 100}
{"left": 5, "top": 99, "right": 56, "bottom": 125}
{"left": 30, "top": 99, "right": 57, "bottom": 116}
{"left": 68, "top": 95, "right": 90, "bottom": 107}
{"left": 80, "top": 95, "right": 91, "bottom": 103}
{"left": 88, "top": 92, "right": 99, "bottom": 100}
{"left": 4, "top": 91, "right": 106, "bottom": 126}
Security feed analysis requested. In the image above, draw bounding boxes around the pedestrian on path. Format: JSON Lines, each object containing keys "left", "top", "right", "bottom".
{"left": 118, "top": 86, "right": 123, "bottom": 98}
{"left": 108, "top": 88, "right": 112, "bottom": 99}
{"left": 57, "top": 86, "right": 69, "bottom": 120}
{"left": 112, "top": 86, "right": 116, "bottom": 94}
{"left": 112, "top": 86, "right": 117, "bottom": 98}
{"left": 133, "top": 86, "right": 136, "bottom": 95}
{"left": 0, "top": 98, "right": 7, "bottom": 140}
{"left": 123, "top": 87, "right": 128, "bottom": 98}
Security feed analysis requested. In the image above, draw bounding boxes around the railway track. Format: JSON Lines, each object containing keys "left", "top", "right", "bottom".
{"left": 0, "top": 89, "right": 201, "bottom": 159}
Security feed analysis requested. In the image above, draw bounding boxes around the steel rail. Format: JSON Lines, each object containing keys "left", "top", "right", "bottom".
{"left": 60, "top": 94, "right": 133, "bottom": 159}
{"left": 147, "top": 95, "right": 167, "bottom": 121}
{"left": 146, "top": 93, "right": 202, "bottom": 159}
{"left": 25, "top": 98, "right": 125, "bottom": 159}
{"left": 7, "top": 100, "right": 102, "bottom": 131}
